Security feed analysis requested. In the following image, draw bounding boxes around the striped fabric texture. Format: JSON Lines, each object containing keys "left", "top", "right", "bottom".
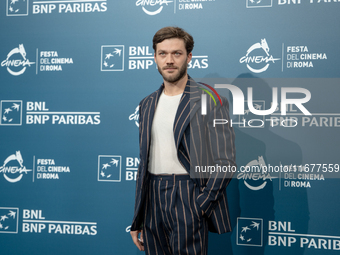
{"left": 143, "top": 174, "right": 208, "bottom": 255}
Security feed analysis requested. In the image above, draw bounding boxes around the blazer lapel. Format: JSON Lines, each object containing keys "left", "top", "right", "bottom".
{"left": 144, "top": 86, "right": 163, "bottom": 159}
{"left": 173, "top": 77, "right": 201, "bottom": 149}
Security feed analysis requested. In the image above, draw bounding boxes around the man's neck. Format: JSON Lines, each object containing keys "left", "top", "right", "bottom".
{"left": 163, "top": 74, "right": 188, "bottom": 96}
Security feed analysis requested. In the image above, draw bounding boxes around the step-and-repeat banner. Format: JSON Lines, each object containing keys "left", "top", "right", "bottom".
{"left": 1, "top": 1, "right": 339, "bottom": 254}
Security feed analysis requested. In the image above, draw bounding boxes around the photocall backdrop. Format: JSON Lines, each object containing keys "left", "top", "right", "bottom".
{"left": 1, "top": 1, "right": 340, "bottom": 254}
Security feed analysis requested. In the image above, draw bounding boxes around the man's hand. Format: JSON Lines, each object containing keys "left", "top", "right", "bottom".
{"left": 130, "top": 230, "right": 144, "bottom": 251}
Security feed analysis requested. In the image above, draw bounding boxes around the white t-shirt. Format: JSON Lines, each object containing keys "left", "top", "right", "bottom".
{"left": 148, "top": 91, "right": 188, "bottom": 175}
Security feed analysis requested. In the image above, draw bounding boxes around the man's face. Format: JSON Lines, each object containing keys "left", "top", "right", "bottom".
{"left": 154, "top": 38, "right": 192, "bottom": 83}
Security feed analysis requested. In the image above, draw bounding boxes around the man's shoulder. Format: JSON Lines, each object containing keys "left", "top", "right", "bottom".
{"left": 139, "top": 86, "right": 162, "bottom": 108}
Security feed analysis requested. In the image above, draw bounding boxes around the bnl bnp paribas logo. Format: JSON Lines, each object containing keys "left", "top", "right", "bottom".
{"left": 246, "top": 0, "right": 272, "bottom": 8}
{"left": 237, "top": 217, "right": 263, "bottom": 246}
{"left": 101, "top": 46, "right": 124, "bottom": 71}
{"left": 97, "top": 155, "right": 122, "bottom": 182}
{"left": 1, "top": 44, "right": 35, "bottom": 76}
{"left": 98, "top": 155, "right": 139, "bottom": 182}
{"left": 6, "top": 0, "right": 107, "bottom": 15}
{"left": 0, "top": 208, "right": 19, "bottom": 234}
{"left": 240, "top": 38, "right": 280, "bottom": 73}
{"left": 6, "top": 0, "right": 29, "bottom": 16}
{"left": 0, "top": 100, "right": 22, "bottom": 125}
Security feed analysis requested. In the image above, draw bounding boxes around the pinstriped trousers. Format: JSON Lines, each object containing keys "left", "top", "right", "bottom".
{"left": 143, "top": 174, "right": 209, "bottom": 255}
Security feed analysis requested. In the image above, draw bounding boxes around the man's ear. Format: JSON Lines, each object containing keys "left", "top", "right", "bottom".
{"left": 154, "top": 53, "right": 157, "bottom": 64}
{"left": 187, "top": 52, "right": 192, "bottom": 64}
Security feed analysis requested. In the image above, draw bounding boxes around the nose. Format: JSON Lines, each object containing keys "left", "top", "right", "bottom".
{"left": 166, "top": 54, "right": 174, "bottom": 65}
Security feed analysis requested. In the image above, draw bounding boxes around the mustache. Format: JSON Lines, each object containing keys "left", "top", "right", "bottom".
{"left": 162, "top": 65, "right": 177, "bottom": 70}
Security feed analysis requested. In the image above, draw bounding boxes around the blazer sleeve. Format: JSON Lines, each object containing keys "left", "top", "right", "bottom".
{"left": 131, "top": 99, "right": 146, "bottom": 231}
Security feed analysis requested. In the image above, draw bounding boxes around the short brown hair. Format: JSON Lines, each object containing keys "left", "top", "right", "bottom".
{"left": 153, "top": 27, "right": 194, "bottom": 55}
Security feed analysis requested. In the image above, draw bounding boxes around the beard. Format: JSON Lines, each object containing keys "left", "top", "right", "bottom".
{"left": 157, "top": 59, "right": 188, "bottom": 83}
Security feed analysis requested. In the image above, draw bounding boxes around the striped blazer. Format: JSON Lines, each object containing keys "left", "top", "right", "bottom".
{"left": 131, "top": 76, "right": 236, "bottom": 234}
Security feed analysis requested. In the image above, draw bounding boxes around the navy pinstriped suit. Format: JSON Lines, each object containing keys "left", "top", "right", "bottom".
{"left": 131, "top": 76, "right": 236, "bottom": 252}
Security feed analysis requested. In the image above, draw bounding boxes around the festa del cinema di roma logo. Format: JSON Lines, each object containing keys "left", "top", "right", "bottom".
{"left": 237, "top": 156, "right": 278, "bottom": 191}
{"left": 1, "top": 44, "right": 35, "bottom": 76}
{"left": 0, "top": 151, "right": 32, "bottom": 183}
{"left": 240, "top": 38, "right": 280, "bottom": 73}
{"left": 129, "top": 106, "right": 139, "bottom": 127}
{"left": 136, "top": 0, "right": 173, "bottom": 15}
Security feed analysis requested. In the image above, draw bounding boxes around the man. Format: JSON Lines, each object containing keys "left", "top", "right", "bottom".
{"left": 130, "top": 27, "right": 236, "bottom": 255}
